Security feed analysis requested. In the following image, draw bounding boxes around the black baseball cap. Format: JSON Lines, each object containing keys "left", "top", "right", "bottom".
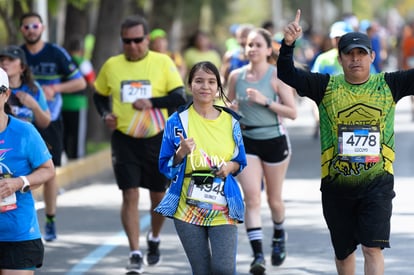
{"left": 338, "top": 32, "right": 372, "bottom": 54}
{"left": 0, "top": 45, "right": 27, "bottom": 65}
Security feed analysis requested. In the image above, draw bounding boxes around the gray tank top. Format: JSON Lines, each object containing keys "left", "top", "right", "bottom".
{"left": 235, "top": 65, "right": 286, "bottom": 140}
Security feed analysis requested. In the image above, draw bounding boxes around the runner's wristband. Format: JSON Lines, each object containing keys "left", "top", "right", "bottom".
{"left": 101, "top": 112, "right": 109, "bottom": 121}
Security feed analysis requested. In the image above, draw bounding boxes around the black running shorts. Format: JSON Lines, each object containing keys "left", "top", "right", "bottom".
{"left": 242, "top": 134, "right": 291, "bottom": 164}
{"left": 37, "top": 116, "right": 64, "bottom": 166}
{"left": 0, "top": 239, "right": 44, "bottom": 269}
{"left": 322, "top": 189, "right": 393, "bottom": 260}
{"left": 111, "top": 130, "right": 168, "bottom": 192}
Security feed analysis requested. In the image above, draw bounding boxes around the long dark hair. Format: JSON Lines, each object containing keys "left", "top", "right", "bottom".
{"left": 4, "top": 102, "right": 13, "bottom": 115}
{"left": 22, "top": 64, "right": 39, "bottom": 93}
{"left": 187, "top": 61, "right": 231, "bottom": 105}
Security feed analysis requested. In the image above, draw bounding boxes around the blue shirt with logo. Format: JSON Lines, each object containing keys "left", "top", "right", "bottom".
{"left": 21, "top": 43, "right": 83, "bottom": 121}
{"left": 0, "top": 116, "right": 51, "bottom": 241}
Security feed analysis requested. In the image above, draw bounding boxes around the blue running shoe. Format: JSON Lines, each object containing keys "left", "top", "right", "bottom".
{"left": 249, "top": 253, "right": 266, "bottom": 275}
{"left": 44, "top": 221, "right": 57, "bottom": 242}
{"left": 271, "top": 232, "right": 287, "bottom": 266}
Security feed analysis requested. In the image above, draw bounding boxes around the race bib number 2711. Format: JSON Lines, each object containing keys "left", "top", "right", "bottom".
{"left": 120, "top": 80, "right": 152, "bottom": 103}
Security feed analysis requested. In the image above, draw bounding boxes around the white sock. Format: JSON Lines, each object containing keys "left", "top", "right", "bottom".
{"left": 129, "top": 250, "right": 142, "bottom": 257}
{"left": 148, "top": 231, "right": 160, "bottom": 242}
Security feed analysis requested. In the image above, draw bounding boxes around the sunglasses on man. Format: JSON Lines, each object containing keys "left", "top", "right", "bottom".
{"left": 21, "top": 23, "right": 42, "bottom": 31}
{"left": 122, "top": 36, "right": 146, "bottom": 45}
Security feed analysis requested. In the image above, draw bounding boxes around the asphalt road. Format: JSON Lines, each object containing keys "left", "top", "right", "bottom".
{"left": 34, "top": 97, "right": 414, "bottom": 275}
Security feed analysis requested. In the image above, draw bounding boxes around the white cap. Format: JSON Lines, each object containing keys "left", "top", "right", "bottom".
{"left": 0, "top": 68, "right": 9, "bottom": 89}
{"left": 329, "top": 21, "right": 352, "bottom": 39}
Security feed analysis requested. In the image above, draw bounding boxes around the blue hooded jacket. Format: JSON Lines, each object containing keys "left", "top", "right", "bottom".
{"left": 155, "top": 103, "right": 247, "bottom": 223}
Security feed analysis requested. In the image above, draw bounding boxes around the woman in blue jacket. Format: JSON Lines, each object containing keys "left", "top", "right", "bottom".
{"left": 155, "top": 61, "right": 247, "bottom": 275}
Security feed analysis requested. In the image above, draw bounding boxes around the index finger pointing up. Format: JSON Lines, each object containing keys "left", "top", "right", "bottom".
{"left": 178, "top": 132, "right": 185, "bottom": 142}
{"left": 294, "top": 9, "right": 301, "bottom": 24}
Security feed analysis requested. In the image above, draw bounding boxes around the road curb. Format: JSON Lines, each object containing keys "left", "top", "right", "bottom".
{"left": 32, "top": 148, "right": 112, "bottom": 200}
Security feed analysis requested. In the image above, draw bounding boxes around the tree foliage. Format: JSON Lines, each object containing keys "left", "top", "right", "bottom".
{"left": 0, "top": 0, "right": 413, "bottom": 143}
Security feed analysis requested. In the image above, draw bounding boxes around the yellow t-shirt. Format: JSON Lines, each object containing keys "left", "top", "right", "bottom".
{"left": 174, "top": 106, "right": 237, "bottom": 226}
{"left": 94, "top": 51, "right": 184, "bottom": 138}
{"left": 183, "top": 48, "right": 222, "bottom": 71}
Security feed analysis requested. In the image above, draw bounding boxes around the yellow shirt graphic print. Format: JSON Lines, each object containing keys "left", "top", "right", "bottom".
{"left": 174, "top": 106, "right": 237, "bottom": 226}
{"left": 127, "top": 108, "right": 166, "bottom": 138}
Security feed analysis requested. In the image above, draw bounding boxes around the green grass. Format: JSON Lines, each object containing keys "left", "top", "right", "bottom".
{"left": 86, "top": 141, "right": 110, "bottom": 155}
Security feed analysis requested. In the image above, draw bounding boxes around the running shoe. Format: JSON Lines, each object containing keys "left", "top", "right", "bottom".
{"left": 126, "top": 253, "right": 144, "bottom": 274}
{"left": 146, "top": 232, "right": 161, "bottom": 265}
{"left": 271, "top": 232, "right": 287, "bottom": 266}
{"left": 44, "top": 221, "right": 57, "bottom": 242}
{"left": 249, "top": 253, "right": 266, "bottom": 275}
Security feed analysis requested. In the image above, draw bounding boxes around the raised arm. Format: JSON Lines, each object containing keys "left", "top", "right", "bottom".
{"left": 277, "top": 9, "right": 329, "bottom": 103}
{"left": 283, "top": 9, "right": 303, "bottom": 46}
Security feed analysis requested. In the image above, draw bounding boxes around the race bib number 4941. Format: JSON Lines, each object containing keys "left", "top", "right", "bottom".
{"left": 120, "top": 80, "right": 152, "bottom": 103}
{"left": 338, "top": 124, "right": 380, "bottom": 163}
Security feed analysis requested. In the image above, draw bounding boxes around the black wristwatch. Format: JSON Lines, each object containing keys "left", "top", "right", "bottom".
{"left": 264, "top": 98, "right": 273, "bottom": 108}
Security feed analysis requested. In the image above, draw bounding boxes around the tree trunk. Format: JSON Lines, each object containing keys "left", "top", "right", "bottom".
{"left": 0, "top": 0, "right": 24, "bottom": 45}
{"left": 88, "top": 0, "right": 128, "bottom": 142}
{"left": 63, "top": 3, "right": 89, "bottom": 49}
